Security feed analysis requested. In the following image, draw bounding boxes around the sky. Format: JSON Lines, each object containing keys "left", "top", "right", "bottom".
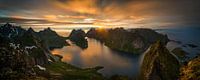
{"left": 0, "top": 0, "right": 200, "bottom": 29}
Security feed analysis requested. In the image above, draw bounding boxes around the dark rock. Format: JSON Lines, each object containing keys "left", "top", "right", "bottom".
{"left": 15, "top": 30, "right": 50, "bottom": 65}
{"left": 0, "top": 37, "right": 35, "bottom": 79}
{"left": 0, "top": 24, "right": 68, "bottom": 50}
{"left": 172, "top": 47, "right": 189, "bottom": 61}
{"left": 0, "top": 23, "right": 26, "bottom": 39}
{"left": 86, "top": 28, "right": 169, "bottom": 54}
{"left": 69, "top": 29, "right": 88, "bottom": 49}
{"left": 38, "top": 27, "right": 69, "bottom": 49}
{"left": 140, "top": 41, "right": 180, "bottom": 80}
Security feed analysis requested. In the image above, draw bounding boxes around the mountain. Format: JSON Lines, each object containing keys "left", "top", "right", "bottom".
{"left": 69, "top": 29, "right": 88, "bottom": 49}
{"left": 140, "top": 41, "right": 180, "bottom": 80}
{"left": 37, "top": 27, "right": 69, "bottom": 49}
{"left": 0, "top": 23, "right": 103, "bottom": 80}
{"left": 0, "top": 23, "right": 68, "bottom": 50}
{"left": 16, "top": 29, "right": 51, "bottom": 65}
{"left": 86, "top": 28, "right": 169, "bottom": 54}
{"left": 0, "top": 23, "right": 26, "bottom": 39}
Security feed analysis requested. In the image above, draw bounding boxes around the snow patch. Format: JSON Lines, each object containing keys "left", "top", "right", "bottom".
{"left": 8, "top": 33, "right": 11, "bottom": 38}
{"left": 48, "top": 59, "right": 53, "bottom": 62}
{"left": 9, "top": 43, "right": 20, "bottom": 49}
{"left": 25, "top": 46, "right": 37, "bottom": 50}
{"left": 36, "top": 65, "right": 46, "bottom": 71}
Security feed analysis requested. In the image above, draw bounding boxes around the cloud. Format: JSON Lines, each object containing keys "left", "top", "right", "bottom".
{"left": 0, "top": 0, "right": 200, "bottom": 28}
{"left": 0, "top": 17, "right": 93, "bottom": 27}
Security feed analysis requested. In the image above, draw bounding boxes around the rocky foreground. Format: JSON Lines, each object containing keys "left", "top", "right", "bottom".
{"left": 86, "top": 28, "right": 169, "bottom": 54}
{"left": 179, "top": 56, "right": 200, "bottom": 80}
{"left": 139, "top": 40, "right": 200, "bottom": 80}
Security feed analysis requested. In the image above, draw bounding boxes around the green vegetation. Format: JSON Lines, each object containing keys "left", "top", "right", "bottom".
{"left": 41, "top": 62, "right": 104, "bottom": 80}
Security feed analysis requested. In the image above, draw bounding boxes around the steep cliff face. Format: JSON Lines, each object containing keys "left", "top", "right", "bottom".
{"left": 69, "top": 29, "right": 88, "bottom": 49}
{"left": 37, "top": 27, "right": 68, "bottom": 49}
{"left": 180, "top": 56, "right": 200, "bottom": 80}
{"left": 16, "top": 29, "right": 50, "bottom": 65}
{"left": 0, "top": 35, "right": 37, "bottom": 79}
{"left": 0, "top": 24, "right": 64, "bottom": 65}
{"left": 86, "top": 28, "right": 169, "bottom": 54}
{"left": 140, "top": 41, "right": 180, "bottom": 80}
{"left": 0, "top": 23, "right": 26, "bottom": 39}
{"left": 0, "top": 24, "right": 68, "bottom": 50}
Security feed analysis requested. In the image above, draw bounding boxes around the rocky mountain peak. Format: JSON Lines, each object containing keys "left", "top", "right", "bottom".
{"left": 140, "top": 40, "right": 180, "bottom": 80}
{"left": 0, "top": 23, "right": 26, "bottom": 38}
{"left": 69, "top": 29, "right": 88, "bottom": 49}
{"left": 27, "top": 27, "right": 35, "bottom": 32}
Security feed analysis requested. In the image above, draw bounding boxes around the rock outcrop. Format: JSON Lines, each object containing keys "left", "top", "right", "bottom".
{"left": 179, "top": 56, "right": 200, "bottom": 80}
{"left": 69, "top": 29, "right": 88, "bottom": 49}
{"left": 0, "top": 23, "right": 26, "bottom": 39}
{"left": 16, "top": 29, "right": 50, "bottom": 65}
{"left": 86, "top": 28, "right": 169, "bottom": 54}
{"left": 0, "top": 23, "right": 67, "bottom": 64}
{"left": 172, "top": 47, "right": 189, "bottom": 62}
{"left": 140, "top": 41, "right": 180, "bottom": 80}
{"left": 0, "top": 39, "right": 34, "bottom": 79}
{"left": 37, "top": 27, "right": 69, "bottom": 50}
{"left": 0, "top": 23, "right": 68, "bottom": 50}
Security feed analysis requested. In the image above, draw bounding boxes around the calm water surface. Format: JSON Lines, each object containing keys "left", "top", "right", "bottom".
{"left": 52, "top": 37, "right": 142, "bottom": 77}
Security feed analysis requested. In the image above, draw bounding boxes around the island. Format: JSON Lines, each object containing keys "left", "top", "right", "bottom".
{"left": 86, "top": 28, "right": 169, "bottom": 54}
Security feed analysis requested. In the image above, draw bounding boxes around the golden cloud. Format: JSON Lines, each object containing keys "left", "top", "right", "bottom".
{"left": 53, "top": 0, "right": 100, "bottom": 15}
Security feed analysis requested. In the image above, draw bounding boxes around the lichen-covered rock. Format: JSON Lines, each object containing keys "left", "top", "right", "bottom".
{"left": 140, "top": 41, "right": 180, "bottom": 80}
{"left": 69, "top": 29, "right": 88, "bottom": 49}
{"left": 86, "top": 28, "right": 169, "bottom": 54}
{"left": 179, "top": 56, "right": 200, "bottom": 80}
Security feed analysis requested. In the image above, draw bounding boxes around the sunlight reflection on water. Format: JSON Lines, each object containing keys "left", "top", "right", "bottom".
{"left": 52, "top": 38, "right": 141, "bottom": 77}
